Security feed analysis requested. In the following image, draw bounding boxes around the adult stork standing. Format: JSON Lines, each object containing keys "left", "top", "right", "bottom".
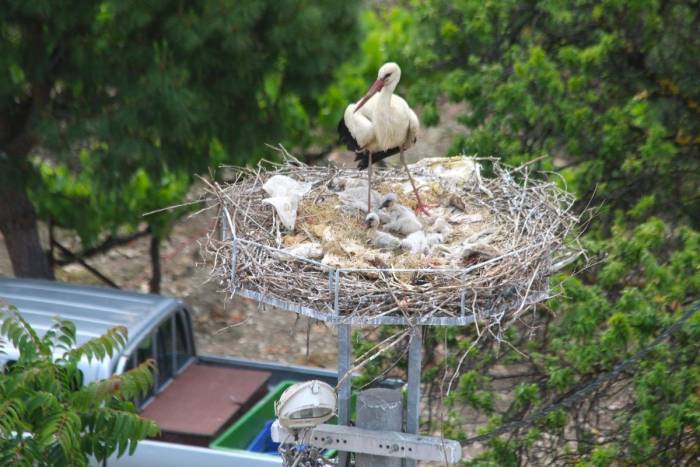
{"left": 337, "top": 62, "right": 428, "bottom": 214}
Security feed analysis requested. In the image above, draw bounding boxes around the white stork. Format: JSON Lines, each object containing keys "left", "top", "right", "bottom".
{"left": 338, "top": 62, "right": 428, "bottom": 214}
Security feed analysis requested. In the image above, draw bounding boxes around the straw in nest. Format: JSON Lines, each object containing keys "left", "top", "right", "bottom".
{"left": 203, "top": 152, "right": 583, "bottom": 327}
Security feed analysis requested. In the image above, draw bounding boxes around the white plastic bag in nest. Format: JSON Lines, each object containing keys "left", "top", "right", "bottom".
{"left": 275, "top": 242, "right": 323, "bottom": 261}
{"left": 262, "top": 175, "right": 313, "bottom": 230}
{"left": 412, "top": 156, "right": 481, "bottom": 189}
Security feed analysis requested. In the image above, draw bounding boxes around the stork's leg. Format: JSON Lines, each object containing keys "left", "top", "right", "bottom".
{"left": 367, "top": 152, "right": 373, "bottom": 213}
{"left": 400, "top": 148, "right": 432, "bottom": 215}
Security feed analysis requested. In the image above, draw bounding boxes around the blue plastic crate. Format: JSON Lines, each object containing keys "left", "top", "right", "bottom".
{"left": 247, "top": 419, "right": 279, "bottom": 455}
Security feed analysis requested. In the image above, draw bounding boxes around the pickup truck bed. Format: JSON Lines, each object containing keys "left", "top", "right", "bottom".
{"left": 0, "top": 278, "right": 399, "bottom": 466}
{"left": 140, "top": 363, "right": 271, "bottom": 446}
{"left": 0, "top": 278, "right": 340, "bottom": 466}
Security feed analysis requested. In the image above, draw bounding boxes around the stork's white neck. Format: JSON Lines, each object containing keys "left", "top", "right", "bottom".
{"left": 377, "top": 86, "right": 393, "bottom": 106}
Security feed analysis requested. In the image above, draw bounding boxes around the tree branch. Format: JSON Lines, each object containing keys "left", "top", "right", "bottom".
{"left": 53, "top": 228, "right": 151, "bottom": 267}
{"left": 52, "top": 240, "right": 120, "bottom": 289}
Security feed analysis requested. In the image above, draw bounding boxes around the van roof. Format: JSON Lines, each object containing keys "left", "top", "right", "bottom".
{"left": 0, "top": 278, "right": 179, "bottom": 347}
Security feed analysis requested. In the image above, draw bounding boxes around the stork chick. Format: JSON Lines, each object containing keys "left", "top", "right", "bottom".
{"left": 400, "top": 230, "right": 428, "bottom": 254}
{"left": 401, "top": 228, "right": 445, "bottom": 255}
{"left": 379, "top": 193, "right": 422, "bottom": 235}
{"left": 331, "top": 177, "right": 369, "bottom": 192}
{"left": 455, "top": 242, "right": 502, "bottom": 266}
{"left": 428, "top": 217, "right": 452, "bottom": 238}
{"left": 338, "top": 185, "right": 382, "bottom": 213}
{"left": 364, "top": 213, "right": 401, "bottom": 250}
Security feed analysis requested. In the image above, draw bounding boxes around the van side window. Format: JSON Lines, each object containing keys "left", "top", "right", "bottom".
{"left": 156, "top": 317, "right": 174, "bottom": 386}
{"left": 174, "top": 311, "right": 191, "bottom": 369}
{"left": 120, "top": 309, "right": 194, "bottom": 405}
{"left": 136, "top": 335, "right": 155, "bottom": 400}
{"left": 123, "top": 354, "right": 135, "bottom": 372}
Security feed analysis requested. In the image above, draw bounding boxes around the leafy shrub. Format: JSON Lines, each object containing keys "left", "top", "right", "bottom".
{"left": 0, "top": 305, "right": 158, "bottom": 466}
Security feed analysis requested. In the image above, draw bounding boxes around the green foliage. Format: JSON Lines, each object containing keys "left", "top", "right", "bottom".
{"left": 455, "top": 370, "right": 494, "bottom": 413}
{"left": 1, "top": 0, "right": 360, "bottom": 262}
{"left": 317, "top": 1, "right": 700, "bottom": 463}
{"left": 0, "top": 305, "right": 158, "bottom": 466}
{"left": 453, "top": 211, "right": 700, "bottom": 465}
{"left": 30, "top": 155, "right": 190, "bottom": 245}
{"left": 419, "top": 0, "right": 696, "bottom": 227}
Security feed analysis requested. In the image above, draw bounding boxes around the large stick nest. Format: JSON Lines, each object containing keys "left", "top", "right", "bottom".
{"left": 203, "top": 153, "right": 582, "bottom": 326}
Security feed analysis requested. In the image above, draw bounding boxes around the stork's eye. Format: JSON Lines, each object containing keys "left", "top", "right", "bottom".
{"left": 383, "top": 73, "right": 392, "bottom": 80}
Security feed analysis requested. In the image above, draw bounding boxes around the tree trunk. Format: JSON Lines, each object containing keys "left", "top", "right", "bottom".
{"left": 149, "top": 234, "right": 161, "bottom": 294}
{"left": 0, "top": 185, "right": 54, "bottom": 279}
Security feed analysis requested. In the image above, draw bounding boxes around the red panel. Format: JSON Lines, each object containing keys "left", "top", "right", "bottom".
{"left": 140, "top": 363, "right": 271, "bottom": 440}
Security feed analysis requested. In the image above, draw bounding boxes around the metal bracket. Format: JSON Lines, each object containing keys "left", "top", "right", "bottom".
{"left": 270, "top": 421, "right": 462, "bottom": 463}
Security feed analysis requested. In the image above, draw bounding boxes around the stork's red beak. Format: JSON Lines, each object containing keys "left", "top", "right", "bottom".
{"left": 354, "top": 78, "right": 384, "bottom": 113}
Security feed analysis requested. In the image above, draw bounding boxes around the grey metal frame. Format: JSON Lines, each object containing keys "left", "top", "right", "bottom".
{"left": 337, "top": 323, "right": 352, "bottom": 467}
{"left": 405, "top": 327, "right": 422, "bottom": 467}
{"left": 271, "top": 422, "right": 462, "bottom": 463}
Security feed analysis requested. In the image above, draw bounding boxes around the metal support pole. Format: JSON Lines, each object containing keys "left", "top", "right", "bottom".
{"left": 337, "top": 323, "right": 352, "bottom": 467}
{"left": 356, "top": 388, "right": 403, "bottom": 467}
{"left": 405, "top": 326, "right": 423, "bottom": 467}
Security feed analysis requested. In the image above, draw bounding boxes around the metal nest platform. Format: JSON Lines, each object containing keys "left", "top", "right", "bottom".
{"left": 205, "top": 155, "right": 582, "bottom": 327}
{"left": 227, "top": 241, "right": 550, "bottom": 327}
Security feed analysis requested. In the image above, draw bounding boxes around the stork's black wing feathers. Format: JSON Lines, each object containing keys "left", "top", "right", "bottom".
{"left": 337, "top": 116, "right": 361, "bottom": 152}
{"left": 337, "top": 115, "right": 401, "bottom": 170}
{"left": 354, "top": 147, "right": 401, "bottom": 170}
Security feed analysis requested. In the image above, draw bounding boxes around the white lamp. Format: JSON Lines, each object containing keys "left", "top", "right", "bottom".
{"left": 275, "top": 380, "right": 337, "bottom": 429}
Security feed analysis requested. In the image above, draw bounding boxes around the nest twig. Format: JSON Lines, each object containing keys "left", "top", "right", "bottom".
{"left": 202, "top": 150, "right": 583, "bottom": 328}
